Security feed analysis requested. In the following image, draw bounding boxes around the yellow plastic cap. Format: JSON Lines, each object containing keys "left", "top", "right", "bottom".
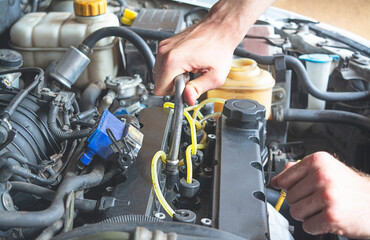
{"left": 74, "top": 0, "right": 107, "bottom": 17}
{"left": 120, "top": 8, "right": 137, "bottom": 26}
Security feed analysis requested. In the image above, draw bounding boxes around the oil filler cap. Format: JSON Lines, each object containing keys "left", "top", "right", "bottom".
{"left": 0, "top": 49, "right": 23, "bottom": 69}
{"left": 222, "top": 99, "right": 265, "bottom": 123}
{"left": 74, "top": 0, "right": 107, "bottom": 17}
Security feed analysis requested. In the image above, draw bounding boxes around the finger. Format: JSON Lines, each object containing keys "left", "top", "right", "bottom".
{"left": 158, "top": 38, "right": 171, "bottom": 48}
{"left": 271, "top": 153, "right": 326, "bottom": 189}
{"left": 289, "top": 190, "right": 328, "bottom": 221}
{"left": 284, "top": 161, "right": 296, "bottom": 170}
{"left": 285, "top": 170, "right": 318, "bottom": 204}
{"left": 153, "top": 59, "right": 185, "bottom": 96}
{"left": 183, "top": 71, "right": 226, "bottom": 105}
{"left": 270, "top": 160, "right": 309, "bottom": 190}
{"left": 153, "top": 47, "right": 194, "bottom": 96}
{"left": 270, "top": 162, "right": 296, "bottom": 189}
{"left": 302, "top": 210, "right": 339, "bottom": 235}
{"left": 287, "top": 166, "right": 335, "bottom": 204}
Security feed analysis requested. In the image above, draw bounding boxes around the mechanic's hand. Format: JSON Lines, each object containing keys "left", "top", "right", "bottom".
{"left": 271, "top": 152, "right": 370, "bottom": 239}
{"left": 153, "top": 0, "right": 274, "bottom": 105}
{"left": 153, "top": 22, "right": 234, "bottom": 106}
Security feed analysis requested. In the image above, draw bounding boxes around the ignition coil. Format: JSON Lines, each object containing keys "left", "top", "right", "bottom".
{"left": 80, "top": 110, "right": 143, "bottom": 168}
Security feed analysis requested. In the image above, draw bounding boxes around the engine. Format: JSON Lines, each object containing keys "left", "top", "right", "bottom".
{"left": 0, "top": 1, "right": 369, "bottom": 240}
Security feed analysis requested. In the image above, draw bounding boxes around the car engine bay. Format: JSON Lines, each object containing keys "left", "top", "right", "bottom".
{"left": 0, "top": 0, "right": 369, "bottom": 239}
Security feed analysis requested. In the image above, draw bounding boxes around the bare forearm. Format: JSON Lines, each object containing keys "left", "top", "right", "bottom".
{"left": 205, "top": 0, "right": 276, "bottom": 48}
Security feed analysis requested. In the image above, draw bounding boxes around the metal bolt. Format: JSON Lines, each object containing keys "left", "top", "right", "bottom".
{"left": 154, "top": 212, "right": 166, "bottom": 220}
{"left": 149, "top": 83, "right": 155, "bottom": 90}
{"left": 204, "top": 167, "right": 213, "bottom": 176}
{"left": 201, "top": 218, "right": 212, "bottom": 227}
{"left": 3, "top": 79, "right": 11, "bottom": 87}
{"left": 352, "top": 52, "right": 360, "bottom": 59}
{"left": 208, "top": 134, "right": 216, "bottom": 140}
{"left": 164, "top": 95, "right": 171, "bottom": 102}
{"left": 1, "top": 193, "right": 14, "bottom": 211}
{"left": 274, "top": 91, "right": 284, "bottom": 100}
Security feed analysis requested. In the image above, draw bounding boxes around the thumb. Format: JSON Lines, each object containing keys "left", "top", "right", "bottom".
{"left": 183, "top": 71, "right": 226, "bottom": 105}
{"left": 271, "top": 161, "right": 297, "bottom": 188}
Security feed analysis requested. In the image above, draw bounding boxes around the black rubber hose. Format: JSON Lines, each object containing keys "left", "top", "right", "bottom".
{"left": 0, "top": 152, "right": 40, "bottom": 169}
{"left": 10, "top": 181, "right": 53, "bottom": 200}
{"left": 47, "top": 105, "right": 91, "bottom": 140}
{"left": 0, "top": 67, "right": 44, "bottom": 121}
{"left": 266, "top": 188, "right": 290, "bottom": 215}
{"left": 128, "top": 28, "right": 370, "bottom": 102}
{"left": 0, "top": 152, "right": 56, "bottom": 184}
{"left": 72, "top": 98, "right": 80, "bottom": 114}
{"left": 10, "top": 181, "right": 97, "bottom": 213}
{"left": 4, "top": 164, "right": 56, "bottom": 185}
{"left": 35, "top": 219, "right": 63, "bottom": 240}
{"left": 0, "top": 162, "right": 104, "bottom": 228}
{"left": 81, "top": 83, "right": 101, "bottom": 112}
{"left": 234, "top": 46, "right": 275, "bottom": 65}
{"left": 274, "top": 108, "right": 370, "bottom": 131}
{"left": 81, "top": 27, "right": 155, "bottom": 83}
{"left": 128, "top": 28, "right": 275, "bottom": 65}
{"left": 236, "top": 48, "right": 369, "bottom": 101}
{"left": 285, "top": 55, "right": 370, "bottom": 101}
{"left": 99, "top": 168, "right": 121, "bottom": 185}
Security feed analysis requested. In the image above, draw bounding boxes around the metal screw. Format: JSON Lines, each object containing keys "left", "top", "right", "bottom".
{"left": 201, "top": 218, "right": 212, "bottom": 227}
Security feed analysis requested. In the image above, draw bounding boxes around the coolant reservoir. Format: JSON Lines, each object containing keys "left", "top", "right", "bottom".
{"left": 208, "top": 58, "right": 275, "bottom": 118}
{"left": 298, "top": 54, "right": 339, "bottom": 110}
{"left": 9, "top": 0, "right": 120, "bottom": 88}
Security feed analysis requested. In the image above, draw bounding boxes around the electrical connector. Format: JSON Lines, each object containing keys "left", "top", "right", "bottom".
{"left": 80, "top": 110, "right": 126, "bottom": 165}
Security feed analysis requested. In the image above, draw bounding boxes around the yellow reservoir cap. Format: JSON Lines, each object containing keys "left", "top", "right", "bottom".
{"left": 120, "top": 8, "right": 138, "bottom": 26}
{"left": 74, "top": 0, "right": 107, "bottom": 17}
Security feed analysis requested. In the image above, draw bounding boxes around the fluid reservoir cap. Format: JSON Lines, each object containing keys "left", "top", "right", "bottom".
{"left": 74, "top": 0, "right": 107, "bottom": 17}
{"left": 0, "top": 49, "right": 23, "bottom": 69}
{"left": 223, "top": 99, "right": 265, "bottom": 123}
{"left": 299, "top": 54, "right": 339, "bottom": 63}
{"left": 121, "top": 8, "right": 138, "bottom": 26}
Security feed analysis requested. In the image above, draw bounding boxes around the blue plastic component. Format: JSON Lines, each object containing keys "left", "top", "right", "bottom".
{"left": 114, "top": 108, "right": 129, "bottom": 116}
{"left": 113, "top": 104, "right": 146, "bottom": 116}
{"left": 80, "top": 110, "right": 126, "bottom": 165}
{"left": 80, "top": 149, "right": 95, "bottom": 165}
{"left": 299, "top": 54, "right": 339, "bottom": 63}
